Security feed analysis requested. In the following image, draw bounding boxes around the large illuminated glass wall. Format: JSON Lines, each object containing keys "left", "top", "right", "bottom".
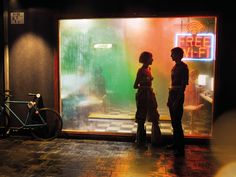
{"left": 59, "top": 17, "right": 216, "bottom": 136}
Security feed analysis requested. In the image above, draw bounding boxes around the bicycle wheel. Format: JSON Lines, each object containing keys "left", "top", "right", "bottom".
{"left": 0, "top": 112, "right": 9, "bottom": 137}
{"left": 31, "top": 108, "right": 63, "bottom": 140}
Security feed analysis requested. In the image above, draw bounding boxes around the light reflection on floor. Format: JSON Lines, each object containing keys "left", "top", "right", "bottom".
{"left": 0, "top": 137, "right": 222, "bottom": 177}
{"left": 62, "top": 106, "right": 212, "bottom": 136}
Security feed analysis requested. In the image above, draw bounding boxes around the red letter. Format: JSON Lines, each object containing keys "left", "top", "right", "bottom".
{"left": 195, "top": 36, "right": 202, "bottom": 47}
{"left": 178, "top": 36, "right": 186, "bottom": 47}
{"left": 199, "top": 47, "right": 209, "bottom": 58}
{"left": 186, "top": 36, "right": 193, "bottom": 47}
{"left": 203, "top": 37, "right": 211, "bottom": 47}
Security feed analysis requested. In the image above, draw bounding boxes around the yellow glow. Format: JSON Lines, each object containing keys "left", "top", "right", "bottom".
{"left": 215, "top": 162, "right": 236, "bottom": 177}
{"left": 11, "top": 33, "right": 51, "bottom": 60}
{"left": 210, "top": 110, "right": 236, "bottom": 165}
{"left": 211, "top": 77, "right": 214, "bottom": 91}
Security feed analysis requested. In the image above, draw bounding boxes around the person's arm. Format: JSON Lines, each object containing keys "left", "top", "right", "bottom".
{"left": 181, "top": 66, "right": 189, "bottom": 91}
{"left": 134, "top": 69, "right": 140, "bottom": 89}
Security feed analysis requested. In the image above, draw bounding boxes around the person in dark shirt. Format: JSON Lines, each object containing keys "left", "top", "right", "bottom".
{"left": 167, "top": 47, "right": 189, "bottom": 156}
{"left": 134, "top": 51, "right": 162, "bottom": 147}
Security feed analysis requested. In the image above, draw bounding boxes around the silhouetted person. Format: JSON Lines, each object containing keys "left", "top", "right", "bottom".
{"left": 93, "top": 66, "right": 107, "bottom": 112}
{"left": 134, "top": 51, "right": 162, "bottom": 147}
{"left": 93, "top": 66, "right": 106, "bottom": 98}
{"left": 167, "top": 47, "right": 189, "bottom": 156}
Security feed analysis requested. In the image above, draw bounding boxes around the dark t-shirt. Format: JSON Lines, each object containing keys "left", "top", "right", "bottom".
{"left": 134, "top": 66, "right": 153, "bottom": 88}
{"left": 171, "top": 61, "right": 189, "bottom": 89}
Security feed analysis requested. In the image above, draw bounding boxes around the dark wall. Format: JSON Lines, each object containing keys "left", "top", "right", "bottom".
{"left": 0, "top": 1, "right": 4, "bottom": 94}
{"left": 8, "top": 7, "right": 56, "bottom": 109}
{"left": 215, "top": 13, "right": 236, "bottom": 117}
{"left": 5, "top": 0, "right": 236, "bottom": 120}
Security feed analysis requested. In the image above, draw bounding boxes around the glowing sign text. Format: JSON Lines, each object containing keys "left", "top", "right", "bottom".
{"left": 175, "top": 33, "right": 214, "bottom": 61}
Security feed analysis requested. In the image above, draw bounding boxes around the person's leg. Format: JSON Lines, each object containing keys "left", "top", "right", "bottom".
{"left": 135, "top": 91, "right": 148, "bottom": 147}
{"left": 135, "top": 104, "right": 147, "bottom": 146}
{"left": 149, "top": 109, "right": 162, "bottom": 146}
{"left": 151, "top": 120, "right": 162, "bottom": 146}
{"left": 172, "top": 119, "right": 184, "bottom": 147}
{"left": 169, "top": 107, "right": 177, "bottom": 149}
{"left": 136, "top": 122, "right": 147, "bottom": 146}
{"left": 172, "top": 106, "right": 185, "bottom": 156}
{"left": 167, "top": 90, "right": 177, "bottom": 149}
{"left": 148, "top": 91, "right": 162, "bottom": 146}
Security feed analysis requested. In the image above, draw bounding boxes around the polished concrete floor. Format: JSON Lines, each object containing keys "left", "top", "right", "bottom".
{"left": 0, "top": 135, "right": 234, "bottom": 177}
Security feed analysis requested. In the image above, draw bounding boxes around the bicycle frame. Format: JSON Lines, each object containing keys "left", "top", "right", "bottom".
{"left": 4, "top": 100, "right": 47, "bottom": 129}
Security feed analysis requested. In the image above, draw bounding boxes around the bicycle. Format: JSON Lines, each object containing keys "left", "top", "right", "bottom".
{"left": 0, "top": 91, "right": 63, "bottom": 140}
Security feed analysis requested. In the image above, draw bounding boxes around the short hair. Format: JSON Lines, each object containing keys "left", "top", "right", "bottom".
{"left": 139, "top": 51, "right": 152, "bottom": 63}
{"left": 171, "top": 47, "right": 184, "bottom": 59}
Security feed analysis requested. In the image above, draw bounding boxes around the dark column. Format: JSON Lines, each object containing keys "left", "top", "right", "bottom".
{"left": 0, "top": 0, "right": 8, "bottom": 93}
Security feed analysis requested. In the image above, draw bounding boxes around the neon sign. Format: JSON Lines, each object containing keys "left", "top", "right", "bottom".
{"left": 175, "top": 33, "right": 215, "bottom": 61}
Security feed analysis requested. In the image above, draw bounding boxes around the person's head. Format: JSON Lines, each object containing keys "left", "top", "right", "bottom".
{"left": 139, "top": 51, "right": 153, "bottom": 65}
{"left": 171, "top": 47, "right": 184, "bottom": 62}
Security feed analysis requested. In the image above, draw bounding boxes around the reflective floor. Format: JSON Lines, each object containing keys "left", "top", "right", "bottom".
{"left": 0, "top": 135, "right": 233, "bottom": 177}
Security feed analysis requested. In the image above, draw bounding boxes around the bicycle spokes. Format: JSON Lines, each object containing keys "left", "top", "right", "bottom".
{"left": 31, "top": 108, "right": 62, "bottom": 140}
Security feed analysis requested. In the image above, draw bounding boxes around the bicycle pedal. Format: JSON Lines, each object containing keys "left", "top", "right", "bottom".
{"left": 6, "top": 129, "right": 11, "bottom": 135}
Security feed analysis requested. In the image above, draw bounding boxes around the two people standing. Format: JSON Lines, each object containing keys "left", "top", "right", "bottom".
{"left": 134, "top": 47, "right": 189, "bottom": 157}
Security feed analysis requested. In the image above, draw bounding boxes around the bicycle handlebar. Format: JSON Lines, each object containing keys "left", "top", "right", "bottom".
{"left": 28, "top": 93, "right": 41, "bottom": 98}
{"left": 0, "top": 91, "right": 41, "bottom": 101}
